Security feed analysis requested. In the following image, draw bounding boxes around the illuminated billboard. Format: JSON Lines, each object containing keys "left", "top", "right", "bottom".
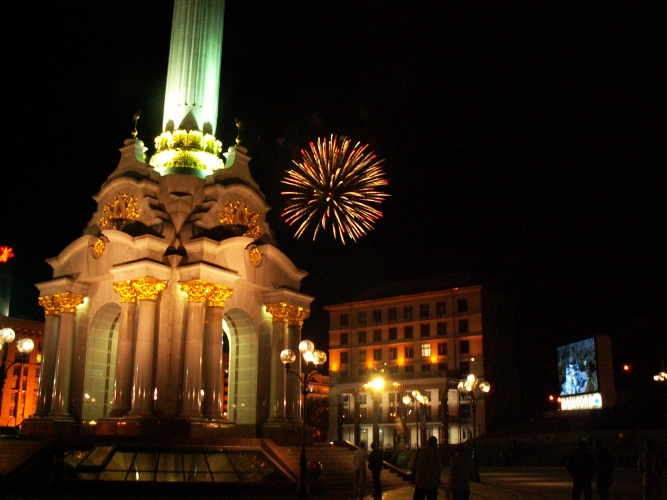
{"left": 557, "top": 336, "right": 615, "bottom": 410}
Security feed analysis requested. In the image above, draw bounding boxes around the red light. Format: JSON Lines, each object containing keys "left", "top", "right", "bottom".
{"left": 0, "top": 246, "right": 14, "bottom": 263}
{"left": 623, "top": 365, "right": 630, "bottom": 372}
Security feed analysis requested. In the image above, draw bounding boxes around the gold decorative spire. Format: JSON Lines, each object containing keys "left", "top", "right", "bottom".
{"left": 235, "top": 118, "right": 243, "bottom": 146}
{"left": 132, "top": 110, "right": 141, "bottom": 139}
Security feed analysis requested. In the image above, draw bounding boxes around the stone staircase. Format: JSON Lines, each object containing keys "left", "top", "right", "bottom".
{"left": 280, "top": 444, "right": 409, "bottom": 497}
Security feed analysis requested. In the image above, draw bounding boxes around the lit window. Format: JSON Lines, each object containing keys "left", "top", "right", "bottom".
{"left": 421, "top": 344, "right": 431, "bottom": 357}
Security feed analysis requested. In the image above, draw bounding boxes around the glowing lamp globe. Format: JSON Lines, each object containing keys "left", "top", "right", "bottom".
{"left": 302, "top": 350, "right": 314, "bottom": 363}
{"left": 0, "top": 328, "right": 16, "bottom": 344}
{"left": 16, "top": 338, "right": 34, "bottom": 354}
{"left": 313, "top": 350, "right": 327, "bottom": 366}
{"left": 479, "top": 381, "right": 491, "bottom": 393}
{"left": 299, "top": 340, "right": 315, "bottom": 354}
{"left": 280, "top": 349, "right": 296, "bottom": 365}
{"left": 402, "top": 395, "right": 412, "bottom": 405}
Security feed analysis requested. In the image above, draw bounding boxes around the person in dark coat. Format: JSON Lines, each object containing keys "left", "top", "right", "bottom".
{"left": 566, "top": 439, "right": 596, "bottom": 500}
{"left": 368, "top": 442, "right": 384, "bottom": 499}
{"left": 593, "top": 437, "right": 613, "bottom": 500}
{"left": 448, "top": 443, "right": 473, "bottom": 500}
{"left": 410, "top": 436, "right": 442, "bottom": 500}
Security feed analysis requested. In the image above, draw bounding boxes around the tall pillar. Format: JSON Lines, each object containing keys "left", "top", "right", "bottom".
{"left": 35, "top": 296, "right": 60, "bottom": 416}
{"left": 179, "top": 279, "right": 214, "bottom": 418}
{"left": 286, "top": 306, "right": 309, "bottom": 422}
{"left": 265, "top": 303, "right": 289, "bottom": 420}
{"left": 49, "top": 292, "right": 84, "bottom": 417}
{"left": 128, "top": 277, "right": 166, "bottom": 416}
{"left": 202, "top": 285, "right": 233, "bottom": 419}
{"left": 110, "top": 281, "right": 137, "bottom": 416}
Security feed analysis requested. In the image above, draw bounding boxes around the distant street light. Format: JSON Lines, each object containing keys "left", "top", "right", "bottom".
{"left": 402, "top": 390, "right": 429, "bottom": 449}
{"left": 0, "top": 328, "right": 35, "bottom": 424}
{"left": 457, "top": 374, "right": 490, "bottom": 483}
{"left": 363, "top": 376, "right": 385, "bottom": 447}
{"left": 280, "top": 340, "right": 327, "bottom": 500}
{"left": 654, "top": 371, "right": 666, "bottom": 382}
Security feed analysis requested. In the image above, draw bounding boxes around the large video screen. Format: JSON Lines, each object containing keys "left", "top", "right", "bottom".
{"left": 557, "top": 337, "right": 599, "bottom": 396}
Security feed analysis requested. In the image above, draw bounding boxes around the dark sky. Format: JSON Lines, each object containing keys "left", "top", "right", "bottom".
{"left": 3, "top": 1, "right": 665, "bottom": 414}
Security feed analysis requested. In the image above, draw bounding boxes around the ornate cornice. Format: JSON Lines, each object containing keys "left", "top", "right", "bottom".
{"left": 132, "top": 277, "right": 167, "bottom": 301}
{"left": 266, "top": 302, "right": 310, "bottom": 326}
{"left": 208, "top": 285, "right": 234, "bottom": 308}
{"left": 180, "top": 279, "right": 214, "bottom": 303}
{"left": 38, "top": 295, "right": 61, "bottom": 316}
{"left": 113, "top": 280, "right": 137, "bottom": 303}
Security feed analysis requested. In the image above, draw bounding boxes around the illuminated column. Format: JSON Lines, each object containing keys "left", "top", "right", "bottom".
{"left": 266, "top": 303, "right": 289, "bottom": 420}
{"left": 110, "top": 281, "right": 137, "bottom": 417}
{"left": 202, "top": 285, "right": 233, "bottom": 419}
{"left": 286, "top": 306, "right": 309, "bottom": 423}
{"left": 49, "top": 292, "right": 84, "bottom": 417}
{"left": 128, "top": 277, "right": 167, "bottom": 416}
{"left": 163, "top": 0, "right": 225, "bottom": 134}
{"left": 179, "top": 279, "right": 212, "bottom": 418}
{"left": 35, "top": 295, "right": 61, "bottom": 416}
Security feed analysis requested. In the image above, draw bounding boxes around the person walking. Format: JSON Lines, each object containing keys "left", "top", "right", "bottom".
{"left": 368, "top": 442, "right": 384, "bottom": 499}
{"left": 409, "top": 436, "right": 442, "bottom": 500}
{"left": 593, "top": 437, "right": 613, "bottom": 500}
{"left": 353, "top": 441, "right": 368, "bottom": 500}
{"left": 566, "top": 439, "right": 596, "bottom": 500}
{"left": 638, "top": 437, "right": 664, "bottom": 500}
{"left": 448, "top": 443, "right": 473, "bottom": 500}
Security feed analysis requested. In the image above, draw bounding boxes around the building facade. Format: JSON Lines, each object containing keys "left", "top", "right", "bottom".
{"left": 0, "top": 317, "right": 44, "bottom": 428}
{"left": 326, "top": 281, "right": 518, "bottom": 448}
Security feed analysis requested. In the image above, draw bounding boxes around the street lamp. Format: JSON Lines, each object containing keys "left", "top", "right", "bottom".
{"left": 363, "top": 376, "right": 385, "bottom": 448}
{"left": 402, "top": 390, "right": 428, "bottom": 449}
{"left": 0, "top": 328, "right": 36, "bottom": 424}
{"left": 457, "top": 374, "right": 490, "bottom": 483}
{"left": 281, "top": 340, "right": 327, "bottom": 500}
{"left": 654, "top": 371, "right": 667, "bottom": 382}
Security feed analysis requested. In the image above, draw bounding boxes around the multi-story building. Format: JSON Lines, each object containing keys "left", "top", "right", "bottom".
{"left": 0, "top": 317, "right": 44, "bottom": 427}
{"left": 326, "top": 279, "right": 518, "bottom": 449}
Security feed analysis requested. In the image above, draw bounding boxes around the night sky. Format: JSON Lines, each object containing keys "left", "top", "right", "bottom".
{"left": 3, "top": 1, "right": 664, "bottom": 416}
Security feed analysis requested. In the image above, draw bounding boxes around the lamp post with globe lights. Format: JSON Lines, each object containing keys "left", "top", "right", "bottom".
{"left": 280, "top": 340, "right": 327, "bottom": 500}
{"left": 457, "top": 374, "right": 490, "bottom": 483}
{"left": 402, "top": 390, "right": 429, "bottom": 449}
{"left": 363, "top": 376, "right": 385, "bottom": 447}
{"left": 0, "top": 328, "right": 36, "bottom": 424}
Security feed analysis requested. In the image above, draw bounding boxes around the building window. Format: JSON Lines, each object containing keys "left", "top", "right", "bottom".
{"left": 388, "top": 308, "right": 397, "bottom": 323}
{"left": 13, "top": 365, "right": 20, "bottom": 376}
{"left": 340, "top": 352, "right": 348, "bottom": 364}
{"left": 359, "top": 350, "right": 367, "bottom": 363}
{"left": 341, "top": 333, "right": 349, "bottom": 345}
{"left": 459, "top": 340, "right": 470, "bottom": 354}
{"left": 457, "top": 299, "right": 468, "bottom": 313}
{"left": 358, "top": 394, "right": 367, "bottom": 405}
{"left": 358, "top": 331, "right": 366, "bottom": 344}
{"left": 404, "top": 326, "right": 414, "bottom": 339}
{"left": 373, "top": 349, "right": 382, "bottom": 361}
{"left": 373, "top": 310, "right": 382, "bottom": 325}
{"left": 404, "top": 306, "right": 413, "bottom": 321}
{"left": 358, "top": 368, "right": 367, "bottom": 377}
{"left": 421, "top": 364, "right": 431, "bottom": 372}
{"left": 340, "top": 314, "right": 349, "bottom": 327}
{"left": 438, "top": 362, "right": 448, "bottom": 372}
{"left": 420, "top": 324, "right": 430, "bottom": 337}
{"left": 373, "top": 329, "right": 382, "bottom": 342}
{"left": 461, "top": 404, "right": 471, "bottom": 418}
{"left": 358, "top": 311, "right": 366, "bottom": 326}
{"left": 389, "top": 366, "right": 398, "bottom": 374}
{"left": 389, "top": 327, "right": 398, "bottom": 340}
{"left": 436, "top": 302, "right": 446, "bottom": 318}
{"left": 459, "top": 361, "right": 470, "bottom": 375}
{"left": 388, "top": 347, "right": 398, "bottom": 360}
{"left": 437, "top": 322, "right": 447, "bottom": 336}
{"left": 359, "top": 408, "right": 368, "bottom": 420}
{"left": 421, "top": 344, "right": 431, "bottom": 357}
{"left": 459, "top": 319, "right": 469, "bottom": 333}
{"left": 404, "top": 346, "right": 414, "bottom": 358}
{"left": 405, "top": 365, "right": 414, "bottom": 373}
{"left": 438, "top": 342, "right": 448, "bottom": 356}
{"left": 420, "top": 304, "right": 429, "bottom": 319}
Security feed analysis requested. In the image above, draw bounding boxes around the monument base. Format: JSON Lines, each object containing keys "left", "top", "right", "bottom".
{"left": 20, "top": 416, "right": 78, "bottom": 436}
{"left": 261, "top": 420, "right": 312, "bottom": 446}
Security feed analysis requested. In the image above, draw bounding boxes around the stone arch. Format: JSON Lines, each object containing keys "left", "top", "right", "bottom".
{"left": 222, "top": 308, "right": 260, "bottom": 430}
{"left": 82, "top": 302, "right": 121, "bottom": 421}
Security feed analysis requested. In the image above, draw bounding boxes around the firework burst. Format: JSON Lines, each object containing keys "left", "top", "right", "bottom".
{"left": 281, "top": 135, "right": 389, "bottom": 244}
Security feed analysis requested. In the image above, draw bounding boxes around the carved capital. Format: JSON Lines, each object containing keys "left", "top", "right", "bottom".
{"left": 132, "top": 277, "right": 167, "bottom": 301}
{"left": 288, "top": 306, "right": 310, "bottom": 327}
{"left": 180, "top": 279, "right": 214, "bottom": 303}
{"left": 208, "top": 285, "right": 234, "bottom": 308}
{"left": 54, "top": 292, "right": 85, "bottom": 314}
{"left": 113, "top": 280, "right": 137, "bottom": 303}
{"left": 266, "top": 302, "right": 291, "bottom": 323}
{"left": 38, "top": 294, "right": 61, "bottom": 316}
